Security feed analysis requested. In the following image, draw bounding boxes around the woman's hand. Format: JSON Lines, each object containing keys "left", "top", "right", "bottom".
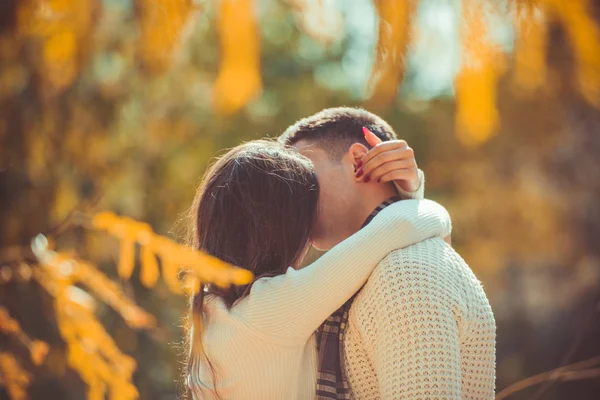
{"left": 356, "top": 127, "right": 421, "bottom": 192}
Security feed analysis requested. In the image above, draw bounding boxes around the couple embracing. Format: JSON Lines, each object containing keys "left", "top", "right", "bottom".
{"left": 183, "top": 107, "right": 496, "bottom": 399}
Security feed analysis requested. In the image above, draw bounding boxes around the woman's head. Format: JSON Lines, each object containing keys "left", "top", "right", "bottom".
{"left": 185, "top": 140, "right": 319, "bottom": 397}
{"left": 192, "top": 140, "right": 319, "bottom": 298}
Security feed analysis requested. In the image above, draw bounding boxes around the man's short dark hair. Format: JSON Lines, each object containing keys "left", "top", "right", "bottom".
{"left": 278, "top": 107, "right": 398, "bottom": 160}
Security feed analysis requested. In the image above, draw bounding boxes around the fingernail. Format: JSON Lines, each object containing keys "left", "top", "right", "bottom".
{"left": 355, "top": 169, "right": 364, "bottom": 178}
{"left": 362, "top": 127, "right": 370, "bottom": 137}
{"left": 356, "top": 160, "right": 363, "bottom": 169}
{"left": 364, "top": 176, "right": 370, "bottom": 183}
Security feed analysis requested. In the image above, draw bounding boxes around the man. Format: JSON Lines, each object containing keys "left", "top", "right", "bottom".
{"left": 279, "top": 107, "right": 496, "bottom": 399}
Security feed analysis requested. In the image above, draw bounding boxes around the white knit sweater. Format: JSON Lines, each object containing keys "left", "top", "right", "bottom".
{"left": 343, "top": 238, "right": 497, "bottom": 399}
{"left": 192, "top": 200, "right": 452, "bottom": 399}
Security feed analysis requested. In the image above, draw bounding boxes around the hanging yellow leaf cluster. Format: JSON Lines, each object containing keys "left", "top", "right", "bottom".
{"left": 53, "top": 292, "right": 138, "bottom": 400}
{"left": 512, "top": 1, "right": 549, "bottom": 93}
{"left": 212, "top": 0, "right": 262, "bottom": 115}
{"left": 0, "top": 306, "right": 50, "bottom": 367}
{"left": 513, "top": 0, "right": 600, "bottom": 105}
{"left": 544, "top": 0, "right": 600, "bottom": 107}
{"left": 0, "top": 353, "right": 30, "bottom": 400}
{"left": 368, "top": 0, "right": 418, "bottom": 108}
{"left": 456, "top": 0, "right": 600, "bottom": 146}
{"left": 91, "top": 211, "right": 253, "bottom": 292}
{"left": 454, "top": 0, "right": 505, "bottom": 147}
{"left": 32, "top": 241, "right": 140, "bottom": 400}
{"left": 364, "top": 0, "right": 600, "bottom": 147}
{"left": 16, "top": 0, "right": 95, "bottom": 94}
{"left": 136, "top": 0, "right": 197, "bottom": 73}
{"left": 0, "top": 210, "right": 251, "bottom": 399}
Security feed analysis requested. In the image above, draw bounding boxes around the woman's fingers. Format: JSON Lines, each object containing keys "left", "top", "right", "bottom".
{"left": 359, "top": 140, "right": 408, "bottom": 168}
{"left": 357, "top": 148, "right": 415, "bottom": 179}
{"left": 356, "top": 134, "right": 420, "bottom": 189}
{"left": 358, "top": 161, "right": 417, "bottom": 183}
{"left": 376, "top": 168, "right": 418, "bottom": 184}
{"left": 362, "top": 127, "right": 383, "bottom": 147}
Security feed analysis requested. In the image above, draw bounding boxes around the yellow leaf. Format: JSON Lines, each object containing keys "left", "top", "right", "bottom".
{"left": 0, "top": 353, "right": 30, "bottom": 400}
{"left": 454, "top": 0, "right": 504, "bottom": 147}
{"left": 162, "top": 259, "right": 183, "bottom": 294}
{"left": 212, "top": 0, "right": 262, "bottom": 115}
{"left": 43, "top": 31, "right": 77, "bottom": 91}
{"left": 367, "top": 0, "right": 418, "bottom": 108}
{"left": 513, "top": 2, "right": 549, "bottom": 93}
{"left": 30, "top": 340, "right": 50, "bottom": 366}
{"left": 51, "top": 180, "right": 80, "bottom": 224}
{"left": 547, "top": 0, "right": 600, "bottom": 107}
{"left": 117, "top": 237, "right": 136, "bottom": 280}
{"left": 17, "top": 0, "right": 95, "bottom": 93}
{"left": 137, "top": 0, "right": 196, "bottom": 72}
{"left": 140, "top": 245, "right": 160, "bottom": 288}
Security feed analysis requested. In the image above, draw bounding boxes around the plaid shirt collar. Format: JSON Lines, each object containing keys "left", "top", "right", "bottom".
{"left": 314, "top": 196, "right": 402, "bottom": 400}
{"left": 360, "top": 196, "right": 403, "bottom": 228}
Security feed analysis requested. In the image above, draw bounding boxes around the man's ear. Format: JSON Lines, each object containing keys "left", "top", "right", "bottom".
{"left": 348, "top": 143, "right": 369, "bottom": 167}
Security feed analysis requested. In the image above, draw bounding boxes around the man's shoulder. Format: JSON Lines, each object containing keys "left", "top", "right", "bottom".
{"left": 354, "top": 236, "right": 466, "bottom": 303}
{"left": 347, "top": 237, "right": 454, "bottom": 327}
{"left": 380, "top": 236, "right": 450, "bottom": 265}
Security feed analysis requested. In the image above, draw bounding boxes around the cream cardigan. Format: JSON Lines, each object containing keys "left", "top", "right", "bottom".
{"left": 191, "top": 199, "right": 451, "bottom": 399}
{"left": 344, "top": 237, "right": 496, "bottom": 399}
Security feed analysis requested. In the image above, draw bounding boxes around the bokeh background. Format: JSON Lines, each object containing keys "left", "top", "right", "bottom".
{"left": 1, "top": 0, "right": 600, "bottom": 399}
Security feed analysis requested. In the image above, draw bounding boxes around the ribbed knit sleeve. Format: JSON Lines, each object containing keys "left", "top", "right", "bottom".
{"left": 233, "top": 199, "right": 451, "bottom": 341}
{"left": 394, "top": 169, "right": 425, "bottom": 200}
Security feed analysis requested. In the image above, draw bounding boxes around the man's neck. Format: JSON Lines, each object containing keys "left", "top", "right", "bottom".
{"left": 353, "top": 183, "right": 398, "bottom": 230}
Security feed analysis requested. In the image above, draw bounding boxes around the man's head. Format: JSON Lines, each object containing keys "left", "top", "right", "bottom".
{"left": 279, "top": 107, "right": 399, "bottom": 251}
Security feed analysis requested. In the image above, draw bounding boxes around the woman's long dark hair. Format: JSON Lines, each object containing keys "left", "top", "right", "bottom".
{"left": 184, "top": 140, "right": 319, "bottom": 399}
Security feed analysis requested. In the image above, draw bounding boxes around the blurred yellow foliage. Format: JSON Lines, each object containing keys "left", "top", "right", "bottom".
{"left": 2, "top": 1, "right": 600, "bottom": 398}
{"left": 17, "top": 0, "right": 95, "bottom": 94}
{"left": 213, "top": 0, "right": 262, "bottom": 115}
{"left": 0, "top": 306, "right": 50, "bottom": 366}
{"left": 31, "top": 245, "right": 141, "bottom": 399}
{"left": 368, "top": 0, "right": 418, "bottom": 108}
{"left": 368, "top": 0, "right": 599, "bottom": 146}
{"left": 55, "top": 292, "right": 138, "bottom": 400}
{"left": 547, "top": 0, "right": 600, "bottom": 107}
{"left": 92, "top": 211, "right": 253, "bottom": 291}
{"left": 137, "top": 0, "right": 196, "bottom": 73}
{"left": 513, "top": 2, "right": 549, "bottom": 93}
{"left": 454, "top": 0, "right": 504, "bottom": 147}
{"left": 0, "top": 306, "right": 20, "bottom": 334}
{"left": 513, "top": 0, "right": 600, "bottom": 106}
{"left": 10, "top": 0, "right": 598, "bottom": 143}
{"left": 0, "top": 353, "right": 30, "bottom": 400}
{"left": 289, "top": 0, "right": 344, "bottom": 45}
{"left": 2, "top": 210, "right": 252, "bottom": 399}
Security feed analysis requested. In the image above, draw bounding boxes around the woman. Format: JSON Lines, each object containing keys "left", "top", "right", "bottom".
{"left": 184, "top": 140, "right": 451, "bottom": 399}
